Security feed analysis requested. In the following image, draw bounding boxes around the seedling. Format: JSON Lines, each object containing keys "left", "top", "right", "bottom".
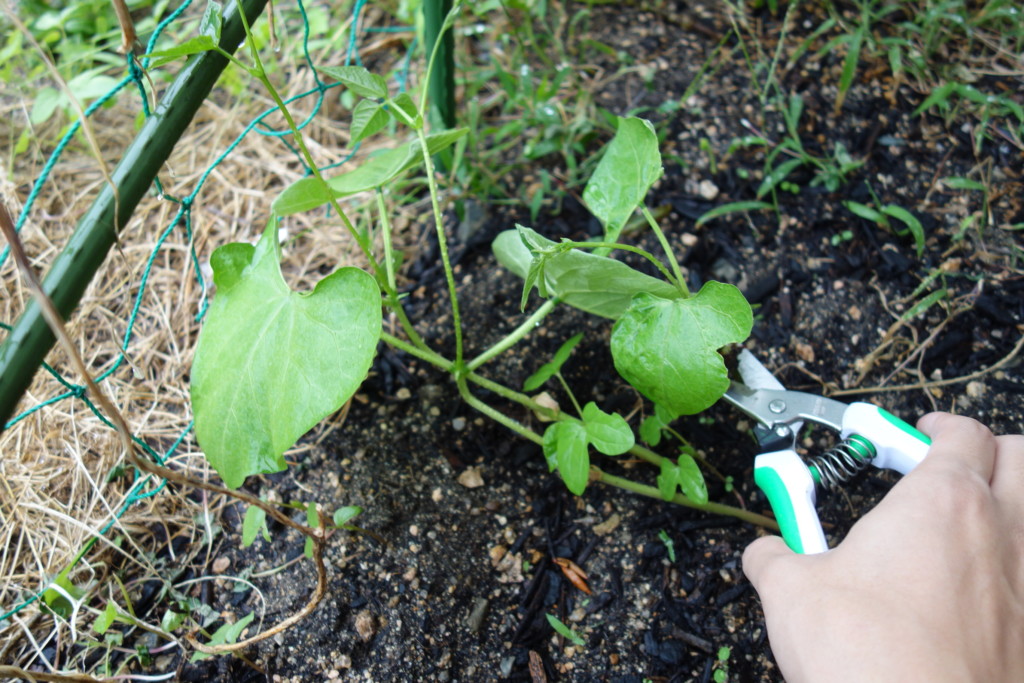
{"left": 657, "top": 529, "right": 677, "bottom": 562}
{"left": 713, "top": 645, "right": 732, "bottom": 683}
{"left": 546, "top": 613, "right": 586, "bottom": 647}
{"left": 844, "top": 198, "right": 926, "bottom": 257}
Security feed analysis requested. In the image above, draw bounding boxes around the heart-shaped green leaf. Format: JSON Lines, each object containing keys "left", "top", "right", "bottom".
{"left": 191, "top": 222, "right": 382, "bottom": 489}
{"left": 582, "top": 117, "right": 663, "bottom": 243}
{"left": 611, "top": 282, "right": 752, "bottom": 415}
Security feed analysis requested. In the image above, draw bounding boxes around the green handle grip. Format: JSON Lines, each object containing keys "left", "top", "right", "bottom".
{"left": 754, "top": 449, "right": 828, "bottom": 554}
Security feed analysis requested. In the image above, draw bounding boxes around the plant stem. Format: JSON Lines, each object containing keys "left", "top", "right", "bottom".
{"left": 641, "top": 205, "right": 688, "bottom": 296}
{"left": 595, "top": 468, "right": 778, "bottom": 529}
{"left": 381, "top": 331, "right": 452, "bottom": 371}
{"left": 416, "top": 127, "right": 464, "bottom": 370}
{"left": 233, "top": 0, "right": 385, "bottom": 284}
{"left": 376, "top": 189, "right": 397, "bottom": 293}
{"left": 381, "top": 346, "right": 769, "bottom": 527}
{"left": 555, "top": 372, "right": 583, "bottom": 416}
{"left": 466, "top": 298, "right": 558, "bottom": 371}
{"left": 456, "top": 378, "right": 543, "bottom": 446}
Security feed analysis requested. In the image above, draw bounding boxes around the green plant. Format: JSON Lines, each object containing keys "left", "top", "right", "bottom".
{"left": 657, "top": 529, "right": 677, "bottom": 562}
{"left": 713, "top": 645, "right": 732, "bottom": 683}
{"left": 546, "top": 613, "right": 585, "bottom": 647}
{"left": 844, "top": 195, "right": 926, "bottom": 256}
{"left": 184, "top": 2, "right": 775, "bottom": 571}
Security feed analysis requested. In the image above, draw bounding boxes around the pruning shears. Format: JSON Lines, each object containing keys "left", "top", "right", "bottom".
{"left": 722, "top": 350, "right": 933, "bottom": 554}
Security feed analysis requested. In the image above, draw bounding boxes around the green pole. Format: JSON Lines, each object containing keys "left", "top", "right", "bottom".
{"left": 423, "top": 0, "right": 456, "bottom": 134}
{"left": 0, "top": 0, "right": 268, "bottom": 431}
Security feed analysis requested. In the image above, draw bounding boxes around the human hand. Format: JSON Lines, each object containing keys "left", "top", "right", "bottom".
{"left": 743, "top": 412, "right": 1024, "bottom": 682}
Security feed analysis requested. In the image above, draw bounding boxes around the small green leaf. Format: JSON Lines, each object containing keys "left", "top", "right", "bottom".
{"left": 319, "top": 65, "right": 388, "bottom": 99}
{"left": 350, "top": 100, "right": 390, "bottom": 142}
{"left": 304, "top": 537, "right": 314, "bottom": 558}
{"left": 582, "top": 117, "right": 663, "bottom": 243}
{"left": 582, "top": 402, "right": 634, "bottom": 456}
{"left": 546, "top": 613, "right": 586, "bottom": 646}
{"left": 882, "top": 205, "right": 926, "bottom": 256}
{"left": 273, "top": 130, "right": 468, "bottom": 215}
{"left": 520, "top": 256, "right": 544, "bottom": 311}
{"left": 676, "top": 450, "right": 708, "bottom": 504}
{"left": 844, "top": 200, "right": 885, "bottom": 223}
{"left": 332, "top": 506, "right": 363, "bottom": 527}
{"left": 542, "top": 423, "right": 561, "bottom": 473}
{"left": 611, "top": 282, "right": 753, "bottom": 416}
{"left": 523, "top": 333, "right": 583, "bottom": 391}
{"left": 94, "top": 602, "right": 119, "bottom": 635}
{"left": 241, "top": 505, "right": 269, "bottom": 548}
{"left": 390, "top": 93, "right": 420, "bottom": 125}
{"left": 306, "top": 503, "right": 319, "bottom": 528}
{"left": 42, "top": 568, "right": 86, "bottom": 618}
{"left": 639, "top": 415, "right": 663, "bottom": 446}
{"left": 658, "top": 529, "right": 677, "bottom": 562}
{"left": 756, "top": 158, "right": 804, "bottom": 198}
{"left": 191, "top": 222, "right": 382, "bottom": 489}
{"left": 542, "top": 421, "right": 590, "bottom": 495}
{"left": 943, "top": 177, "right": 986, "bottom": 192}
{"left": 901, "top": 289, "right": 947, "bottom": 321}
{"left": 913, "top": 81, "right": 958, "bottom": 117}
{"left": 657, "top": 459, "right": 678, "bottom": 501}
{"left": 191, "top": 612, "right": 255, "bottom": 662}
{"left": 162, "top": 608, "right": 186, "bottom": 633}
{"left": 835, "top": 26, "right": 863, "bottom": 112}
{"left": 493, "top": 227, "right": 681, "bottom": 319}
{"left": 695, "top": 201, "right": 773, "bottom": 227}
{"left": 143, "top": 36, "right": 216, "bottom": 67}
{"left": 199, "top": 0, "right": 223, "bottom": 42}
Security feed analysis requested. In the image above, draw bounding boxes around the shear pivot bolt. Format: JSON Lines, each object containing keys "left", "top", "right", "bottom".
{"left": 768, "top": 399, "right": 786, "bottom": 414}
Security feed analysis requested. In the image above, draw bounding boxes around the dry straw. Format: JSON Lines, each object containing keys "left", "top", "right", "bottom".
{"left": 0, "top": 2, "right": 410, "bottom": 673}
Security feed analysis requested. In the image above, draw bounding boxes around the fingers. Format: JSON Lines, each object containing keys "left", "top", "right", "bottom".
{"left": 916, "top": 412, "right": 997, "bottom": 481}
{"left": 742, "top": 535, "right": 792, "bottom": 590}
{"left": 992, "top": 434, "right": 1024, "bottom": 503}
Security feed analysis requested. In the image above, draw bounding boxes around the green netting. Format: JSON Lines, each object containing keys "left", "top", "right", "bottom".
{"left": 0, "top": 0, "right": 414, "bottom": 625}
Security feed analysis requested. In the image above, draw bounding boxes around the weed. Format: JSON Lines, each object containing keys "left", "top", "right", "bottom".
{"left": 844, "top": 193, "right": 927, "bottom": 256}
{"left": 546, "top": 613, "right": 586, "bottom": 647}
{"left": 713, "top": 645, "right": 732, "bottom": 682}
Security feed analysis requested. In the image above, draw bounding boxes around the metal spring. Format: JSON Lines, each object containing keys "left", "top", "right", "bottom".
{"left": 808, "top": 434, "right": 877, "bottom": 491}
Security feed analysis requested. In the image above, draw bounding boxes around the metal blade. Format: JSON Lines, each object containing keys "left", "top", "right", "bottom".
{"left": 736, "top": 349, "right": 785, "bottom": 391}
{"left": 724, "top": 384, "right": 846, "bottom": 433}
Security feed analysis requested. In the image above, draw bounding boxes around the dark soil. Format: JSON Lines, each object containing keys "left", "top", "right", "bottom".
{"left": 176, "top": 2, "right": 1022, "bottom": 681}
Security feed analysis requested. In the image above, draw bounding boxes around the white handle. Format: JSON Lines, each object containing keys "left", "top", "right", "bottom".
{"left": 841, "top": 403, "right": 931, "bottom": 475}
{"left": 754, "top": 449, "right": 828, "bottom": 554}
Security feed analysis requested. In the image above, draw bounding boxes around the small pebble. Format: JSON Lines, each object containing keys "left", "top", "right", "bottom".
{"left": 452, "top": 417, "right": 467, "bottom": 431}
{"left": 966, "top": 381, "right": 985, "bottom": 398}
{"left": 458, "top": 466, "right": 484, "bottom": 488}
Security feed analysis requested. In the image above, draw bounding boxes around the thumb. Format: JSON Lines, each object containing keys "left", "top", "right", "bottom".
{"left": 742, "top": 534, "right": 793, "bottom": 590}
